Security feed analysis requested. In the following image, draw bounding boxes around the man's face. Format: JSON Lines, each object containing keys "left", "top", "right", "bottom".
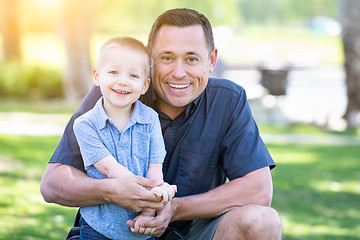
{"left": 151, "top": 25, "right": 217, "bottom": 118}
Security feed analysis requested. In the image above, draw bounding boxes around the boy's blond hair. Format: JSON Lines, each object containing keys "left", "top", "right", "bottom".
{"left": 96, "top": 37, "right": 151, "bottom": 77}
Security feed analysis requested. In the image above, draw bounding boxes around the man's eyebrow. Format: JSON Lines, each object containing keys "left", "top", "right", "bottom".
{"left": 159, "top": 51, "right": 173, "bottom": 55}
{"left": 186, "top": 51, "right": 199, "bottom": 55}
{"left": 158, "top": 51, "right": 200, "bottom": 55}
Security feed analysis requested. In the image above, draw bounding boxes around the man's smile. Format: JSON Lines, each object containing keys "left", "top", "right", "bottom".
{"left": 167, "top": 83, "right": 191, "bottom": 89}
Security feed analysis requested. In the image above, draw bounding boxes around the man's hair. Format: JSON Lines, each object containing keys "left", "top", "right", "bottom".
{"left": 148, "top": 8, "right": 214, "bottom": 56}
{"left": 96, "top": 37, "right": 151, "bottom": 75}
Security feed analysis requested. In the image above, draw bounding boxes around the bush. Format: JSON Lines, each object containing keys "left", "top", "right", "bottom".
{"left": 0, "top": 62, "right": 63, "bottom": 99}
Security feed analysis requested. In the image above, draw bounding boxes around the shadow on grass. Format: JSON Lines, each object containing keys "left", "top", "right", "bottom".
{"left": 268, "top": 144, "right": 360, "bottom": 240}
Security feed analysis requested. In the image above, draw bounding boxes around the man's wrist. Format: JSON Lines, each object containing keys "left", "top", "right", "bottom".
{"left": 99, "top": 178, "right": 116, "bottom": 204}
{"left": 170, "top": 197, "right": 180, "bottom": 222}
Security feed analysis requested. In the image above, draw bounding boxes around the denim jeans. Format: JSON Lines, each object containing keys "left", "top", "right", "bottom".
{"left": 79, "top": 217, "right": 155, "bottom": 240}
{"left": 80, "top": 217, "right": 111, "bottom": 240}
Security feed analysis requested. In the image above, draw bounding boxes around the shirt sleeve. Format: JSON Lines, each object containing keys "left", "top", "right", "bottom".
{"left": 73, "top": 116, "right": 112, "bottom": 169}
{"left": 149, "top": 114, "right": 166, "bottom": 164}
{"left": 48, "top": 86, "right": 102, "bottom": 172}
{"left": 221, "top": 87, "right": 275, "bottom": 180}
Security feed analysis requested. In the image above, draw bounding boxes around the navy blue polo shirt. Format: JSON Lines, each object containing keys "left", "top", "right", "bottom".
{"left": 49, "top": 78, "right": 275, "bottom": 235}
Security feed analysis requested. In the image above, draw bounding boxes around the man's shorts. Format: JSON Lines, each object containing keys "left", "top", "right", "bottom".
{"left": 159, "top": 214, "right": 225, "bottom": 240}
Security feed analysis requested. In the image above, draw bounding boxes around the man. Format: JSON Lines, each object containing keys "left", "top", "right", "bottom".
{"left": 40, "top": 8, "right": 282, "bottom": 240}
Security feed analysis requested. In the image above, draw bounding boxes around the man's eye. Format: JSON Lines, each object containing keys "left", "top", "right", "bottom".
{"left": 161, "top": 56, "right": 172, "bottom": 61}
{"left": 187, "top": 57, "right": 198, "bottom": 62}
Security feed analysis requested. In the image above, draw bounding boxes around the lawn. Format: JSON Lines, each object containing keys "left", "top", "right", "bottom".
{"left": 0, "top": 133, "right": 359, "bottom": 239}
{"left": 0, "top": 134, "right": 77, "bottom": 240}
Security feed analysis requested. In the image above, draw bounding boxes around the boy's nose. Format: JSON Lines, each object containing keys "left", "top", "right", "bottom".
{"left": 117, "top": 75, "right": 128, "bottom": 86}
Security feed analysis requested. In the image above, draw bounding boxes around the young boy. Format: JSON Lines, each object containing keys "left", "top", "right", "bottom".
{"left": 73, "top": 37, "right": 176, "bottom": 240}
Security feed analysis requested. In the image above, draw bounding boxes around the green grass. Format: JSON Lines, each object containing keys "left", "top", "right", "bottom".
{"left": 0, "top": 135, "right": 78, "bottom": 240}
{"left": 0, "top": 133, "right": 359, "bottom": 239}
{"left": 269, "top": 144, "right": 360, "bottom": 240}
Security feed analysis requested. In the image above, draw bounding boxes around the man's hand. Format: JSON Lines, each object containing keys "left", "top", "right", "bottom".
{"left": 105, "top": 175, "right": 164, "bottom": 212}
{"left": 127, "top": 200, "right": 176, "bottom": 237}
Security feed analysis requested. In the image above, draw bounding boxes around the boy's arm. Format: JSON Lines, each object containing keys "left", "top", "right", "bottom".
{"left": 146, "top": 163, "right": 163, "bottom": 181}
{"left": 94, "top": 155, "right": 133, "bottom": 178}
{"left": 142, "top": 163, "right": 164, "bottom": 215}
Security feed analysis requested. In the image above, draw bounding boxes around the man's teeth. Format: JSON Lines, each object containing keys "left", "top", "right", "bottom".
{"left": 168, "top": 83, "right": 190, "bottom": 89}
{"left": 113, "top": 89, "right": 129, "bottom": 94}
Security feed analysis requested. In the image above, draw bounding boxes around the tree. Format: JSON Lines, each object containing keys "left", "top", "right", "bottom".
{"left": 339, "top": 0, "right": 360, "bottom": 127}
{"left": 1, "top": 0, "right": 21, "bottom": 61}
{"left": 60, "top": 0, "right": 93, "bottom": 102}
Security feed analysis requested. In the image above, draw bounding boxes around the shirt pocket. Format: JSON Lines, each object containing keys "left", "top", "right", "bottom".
{"left": 131, "top": 130, "right": 150, "bottom": 161}
{"left": 177, "top": 140, "right": 220, "bottom": 197}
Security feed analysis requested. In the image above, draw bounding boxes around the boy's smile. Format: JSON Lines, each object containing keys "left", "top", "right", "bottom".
{"left": 93, "top": 46, "right": 150, "bottom": 112}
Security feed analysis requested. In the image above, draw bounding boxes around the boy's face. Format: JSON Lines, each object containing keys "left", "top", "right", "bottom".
{"left": 93, "top": 46, "right": 150, "bottom": 110}
{"left": 151, "top": 25, "right": 217, "bottom": 117}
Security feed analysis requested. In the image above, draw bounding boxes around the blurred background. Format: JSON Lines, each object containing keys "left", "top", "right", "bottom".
{"left": 0, "top": 0, "right": 359, "bottom": 239}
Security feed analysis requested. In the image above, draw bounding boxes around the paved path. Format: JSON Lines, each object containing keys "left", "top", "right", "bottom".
{"left": 261, "top": 133, "right": 360, "bottom": 146}
{"left": 0, "top": 112, "right": 359, "bottom": 146}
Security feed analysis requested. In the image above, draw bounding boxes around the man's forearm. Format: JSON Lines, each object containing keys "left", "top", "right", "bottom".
{"left": 40, "top": 163, "right": 110, "bottom": 207}
{"left": 41, "top": 163, "right": 164, "bottom": 211}
{"left": 171, "top": 167, "right": 273, "bottom": 222}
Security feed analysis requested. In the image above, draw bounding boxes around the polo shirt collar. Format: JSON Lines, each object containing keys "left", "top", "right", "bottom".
{"left": 94, "top": 97, "right": 152, "bottom": 131}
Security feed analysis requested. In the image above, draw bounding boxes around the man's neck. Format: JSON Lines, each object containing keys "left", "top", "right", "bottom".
{"left": 159, "top": 103, "right": 186, "bottom": 120}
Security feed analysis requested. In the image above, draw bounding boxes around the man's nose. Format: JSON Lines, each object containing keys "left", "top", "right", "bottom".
{"left": 172, "top": 60, "right": 186, "bottom": 79}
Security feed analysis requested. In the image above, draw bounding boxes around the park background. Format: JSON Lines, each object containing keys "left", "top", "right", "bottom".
{"left": 0, "top": 0, "right": 359, "bottom": 239}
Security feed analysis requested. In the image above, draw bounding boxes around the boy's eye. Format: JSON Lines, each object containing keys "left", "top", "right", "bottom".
{"left": 130, "top": 74, "right": 139, "bottom": 79}
{"left": 109, "top": 71, "right": 118, "bottom": 75}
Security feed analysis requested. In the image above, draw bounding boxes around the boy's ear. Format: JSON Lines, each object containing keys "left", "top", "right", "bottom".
{"left": 92, "top": 68, "right": 100, "bottom": 86}
{"left": 141, "top": 78, "right": 151, "bottom": 95}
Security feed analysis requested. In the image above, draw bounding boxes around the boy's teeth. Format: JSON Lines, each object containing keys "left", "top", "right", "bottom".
{"left": 113, "top": 89, "right": 129, "bottom": 94}
{"left": 168, "top": 83, "right": 190, "bottom": 89}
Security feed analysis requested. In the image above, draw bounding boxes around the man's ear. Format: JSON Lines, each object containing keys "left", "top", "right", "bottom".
{"left": 141, "top": 78, "right": 151, "bottom": 95}
{"left": 209, "top": 48, "right": 218, "bottom": 73}
{"left": 92, "top": 68, "right": 100, "bottom": 86}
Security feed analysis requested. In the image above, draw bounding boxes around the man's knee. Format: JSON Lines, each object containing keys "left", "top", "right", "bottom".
{"left": 213, "top": 205, "right": 282, "bottom": 240}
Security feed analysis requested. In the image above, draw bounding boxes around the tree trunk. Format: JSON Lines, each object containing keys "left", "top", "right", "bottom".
{"left": 1, "top": 0, "right": 21, "bottom": 61}
{"left": 339, "top": 0, "right": 360, "bottom": 127}
{"left": 60, "top": 0, "right": 92, "bottom": 102}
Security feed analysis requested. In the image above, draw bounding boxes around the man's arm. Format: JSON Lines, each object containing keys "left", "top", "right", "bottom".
{"left": 40, "top": 163, "right": 164, "bottom": 212}
{"left": 129, "top": 166, "right": 272, "bottom": 236}
{"left": 171, "top": 166, "right": 272, "bottom": 220}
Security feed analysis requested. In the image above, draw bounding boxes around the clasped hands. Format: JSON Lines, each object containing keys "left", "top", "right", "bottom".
{"left": 129, "top": 182, "right": 177, "bottom": 236}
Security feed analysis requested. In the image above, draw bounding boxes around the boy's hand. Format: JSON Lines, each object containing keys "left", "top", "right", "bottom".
{"left": 131, "top": 213, "right": 156, "bottom": 235}
{"left": 151, "top": 183, "right": 177, "bottom": 203}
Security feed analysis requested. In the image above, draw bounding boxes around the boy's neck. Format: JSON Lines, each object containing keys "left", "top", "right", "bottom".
{"left": 102, "top": 99, "right": 134, "bottom": 132}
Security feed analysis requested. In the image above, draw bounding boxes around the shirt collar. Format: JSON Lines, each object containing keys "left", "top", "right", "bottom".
{"left": 94, "top": 97, "right": 152, "bottom": 130}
